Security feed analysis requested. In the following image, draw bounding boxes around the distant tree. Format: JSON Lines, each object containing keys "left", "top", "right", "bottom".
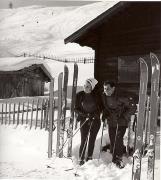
{"left": 9, "top": 2, "right": 13, "bottom": 9}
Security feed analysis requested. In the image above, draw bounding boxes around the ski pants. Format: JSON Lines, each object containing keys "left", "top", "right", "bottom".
{"left": 108, "top": 125, "right": 127, "bottom": 159}
{"left": 79, "top": 118, "right": 101, "bottom": 160}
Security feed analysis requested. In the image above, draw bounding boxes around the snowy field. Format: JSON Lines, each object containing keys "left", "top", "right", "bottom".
{"left": 0, "top": 2, "right": 117, "bottom": 58}
{"left": 0, "top": 123, "right": 160, "bottom": 180}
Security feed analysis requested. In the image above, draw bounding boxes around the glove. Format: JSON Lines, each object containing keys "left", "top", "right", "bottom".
{"left": 101, "top": 113, "right": 106, "bottom": 122}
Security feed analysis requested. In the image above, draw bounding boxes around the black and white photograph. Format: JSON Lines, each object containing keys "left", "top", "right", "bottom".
{"left": 0, "top": 0, "right": 160, "bottom": 179}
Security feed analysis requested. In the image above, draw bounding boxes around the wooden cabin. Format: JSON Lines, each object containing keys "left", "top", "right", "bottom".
{"left": 0, "top": 64, "right": 51, "bottom": 99}
{"left": 65, "top": 2, "right": 161, "bottom": 96}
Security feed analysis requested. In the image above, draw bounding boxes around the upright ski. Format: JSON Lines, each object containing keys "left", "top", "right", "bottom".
{"left": 67, "top": 63, "right": 78, "bottom": 157}
{"left": 147, "top": 52, "right": 160, "bottom": 180}
{"left": 56, "top": 72, "right": 63, "bottom": 157}
{"left": 132, "top": 58, "right": 148, "bottom": 180}
{"left": 143, "top": 95, "right": 150, "bottom": 153}
{"left": 56, "top": 66, "right": 69, "bottom": 158}
{"left": 126, "top": 114, "right": 135, "bottom": 157}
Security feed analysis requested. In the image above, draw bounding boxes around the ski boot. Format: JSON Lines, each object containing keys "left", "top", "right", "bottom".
{"left": 86, "top": 156, "right": 92, "bottom": 161}
{"left": 112, "top": 156, "right": 125, "bottom": 169}
{"left": 78, "top": 159, "right": 85, "bottom": 166}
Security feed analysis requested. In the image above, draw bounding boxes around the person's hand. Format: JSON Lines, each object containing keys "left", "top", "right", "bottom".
{"left": 102, "top": 113, "right": 108, "bottom": 123}
{"left": 85, "top": 113, "right": 90, "bottom": 121}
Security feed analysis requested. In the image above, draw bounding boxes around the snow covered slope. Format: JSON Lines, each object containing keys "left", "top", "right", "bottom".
{"left": 0, "top": 2, "right": 117, "bottom": 58}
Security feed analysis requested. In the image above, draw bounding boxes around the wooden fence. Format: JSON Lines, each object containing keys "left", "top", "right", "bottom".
{"left": 0, "top": 96, "right": 55, "bottom": 130}
{"left": 18, "top": 53, "right": 95, "bottom": 64}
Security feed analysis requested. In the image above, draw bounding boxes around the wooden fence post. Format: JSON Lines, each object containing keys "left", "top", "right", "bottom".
{"left": 5, "top": 102, "right": 7, "bottom": 124}
{"left": 48, "top": 78, "right": 54, "bottom": 158}
{"left": 43, "top": 99, "right": 47, "bottom": 128}
{"left": 9, "top": 102, "right": 11, "bottom": 124}
{"left": 26, "top": 100, "right": 29, "bottom": 124}
{"left": 40, "top": 99, "right": 44, "bottom": 129}
{"left": 30, "top": 99, "right": 34, "bottom": 129}
{"left": 13, "top": 103, "right": 15, "bottom": 124}
{"left": 35, "top": 99, "right": 39, "bottom": 129}
{"left": 17, "top": 102, "right": 20, "bottom": 125}
{"left": 22, "top": 102, "right": 25, "bottom": 124}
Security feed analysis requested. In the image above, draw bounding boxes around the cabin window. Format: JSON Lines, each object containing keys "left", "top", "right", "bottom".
{"left": 118, "top": 54, "right": 151, "bottom": 83}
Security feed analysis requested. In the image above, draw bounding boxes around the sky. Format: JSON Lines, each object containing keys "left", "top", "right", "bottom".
{"left": 0, "top": 0, "right": 99, "bottom": 9}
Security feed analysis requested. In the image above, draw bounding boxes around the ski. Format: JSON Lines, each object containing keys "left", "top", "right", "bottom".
{"left": 132, "top": 58, "right": 148, "bottom": 180}
{"left": 143, "top": 95, "right": 150, "bottom": 154}
{"left": 67, "top": 63, "right": 78, "bottom": 157}
{"left": 147, "top": 52, "right": 160, "bottom": 180}
{"left": 56, "top": 72, "right": 63, "bottom": 157}
{"left": 126, "top": 114, "right": 135, "bottom": 157}
{"left": 57, "top": 66, "right": 69, "bottom": 158}
{"left": 60, "top": 65, "right": 69, "bottom": 157}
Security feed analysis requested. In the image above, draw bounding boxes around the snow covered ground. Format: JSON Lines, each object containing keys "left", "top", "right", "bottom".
{"left": 0, "top": 123, "right": 160, "bottom": 179}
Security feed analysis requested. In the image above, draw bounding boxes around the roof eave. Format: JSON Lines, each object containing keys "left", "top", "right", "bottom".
{"left": 64, "top": 1, "right": 128, "bottom": 45}
{"left": 38, "top": 64, "right": 53, "bottom": 81}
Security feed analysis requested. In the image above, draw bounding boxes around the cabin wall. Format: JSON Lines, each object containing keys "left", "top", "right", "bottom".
{"left": 94, "top": 4, "right": 161, "bottom": 95}
{"left": 0, "top": 70, "right": 46, "bottom": 99}
{"left": 96, "top": 36, "right": 161, "bottom": 95}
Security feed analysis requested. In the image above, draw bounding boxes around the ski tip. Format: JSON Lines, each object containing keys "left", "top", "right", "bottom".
{"left": 64, "top": 64, "right": 69, "bottom": 70}
{"left": 150, "top": 52, "right": 160, "bottom": 66}
{"left": 150, "top": 52, "right": 157, "bottom": 60}
{"left": 58, "top": 72, "right": 63, "bottom": 78}
{"left": 139, "top": 57, "right": 148, "bottom": 70}
{"left": 139, "top": 57, "right": 146, "bottom": 64}
{"left": 74, "top": 63, "right": 78, "bottom": 69}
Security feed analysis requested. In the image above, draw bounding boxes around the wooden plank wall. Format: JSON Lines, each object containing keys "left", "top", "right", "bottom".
{"left": 0, "top": 74, "right": 45, "bottom": 98}
{"left": 94, "top": 4, "right": 161, "bottom": 95}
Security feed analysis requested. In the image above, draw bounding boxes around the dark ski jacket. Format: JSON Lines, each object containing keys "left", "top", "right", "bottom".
{"left": 75, "top": 90, "right": 102, "bottom": 122}
{"left": 101, "top": 91, "right": 136, "bottom": 127}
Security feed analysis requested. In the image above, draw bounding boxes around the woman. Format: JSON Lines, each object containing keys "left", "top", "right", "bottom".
{"left": 75, "top": 78, "right": 102, "bottom": 165}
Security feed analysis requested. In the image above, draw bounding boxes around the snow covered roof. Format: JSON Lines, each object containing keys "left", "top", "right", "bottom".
{"left": 64, "top": 1, "right": 126, "bottom": 44}
{"left": 0, "top": 57, "right": 53, "bottom": 80}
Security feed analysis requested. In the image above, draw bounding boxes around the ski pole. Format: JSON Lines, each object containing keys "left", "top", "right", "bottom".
{"left": 98, "top": 121, "right": 105, "bottom": 161}
{"left": 53, "top": 118, "right": 89, "bottom": 161}
{"left": 79, "top": 119, "right": 93, "bottom": 161}
{"left": 55, "top": 117, "right": 89, "bottom": 158}
{"left": 74, "top": 120, "right": 93, "bottom": 176}
{"left": 70, "top": 118, "right": 89, "bottom": 139}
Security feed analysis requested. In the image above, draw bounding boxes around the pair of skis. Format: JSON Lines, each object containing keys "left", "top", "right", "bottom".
{"left": 56, "top": 64, "right": 78, "bottom": 158}
{"left": 132, "top": 53, "right": 160, "bottom": 180}
{"left": 56, "top": 66, "right": 68, "bottom": 158}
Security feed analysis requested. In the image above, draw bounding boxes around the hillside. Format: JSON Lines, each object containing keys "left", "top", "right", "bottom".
{"left": 0, "top": 1, "right": 117, "bottom": 58}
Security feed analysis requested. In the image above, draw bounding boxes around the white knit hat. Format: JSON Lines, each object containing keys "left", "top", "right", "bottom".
{"left": 86, "top": 78, "right": 98, "bottom": 90}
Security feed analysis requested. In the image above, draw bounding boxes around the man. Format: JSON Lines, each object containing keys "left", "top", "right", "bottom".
{"left": 102, "top": 81, "right": 136, "bottom": 168}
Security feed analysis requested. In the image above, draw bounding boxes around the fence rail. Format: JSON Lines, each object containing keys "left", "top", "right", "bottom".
{"left": 0, "top": 96, "right": 54, "bottom": 129}
{"left": 17, "top": 53, "right": 95, "bottom": 64}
